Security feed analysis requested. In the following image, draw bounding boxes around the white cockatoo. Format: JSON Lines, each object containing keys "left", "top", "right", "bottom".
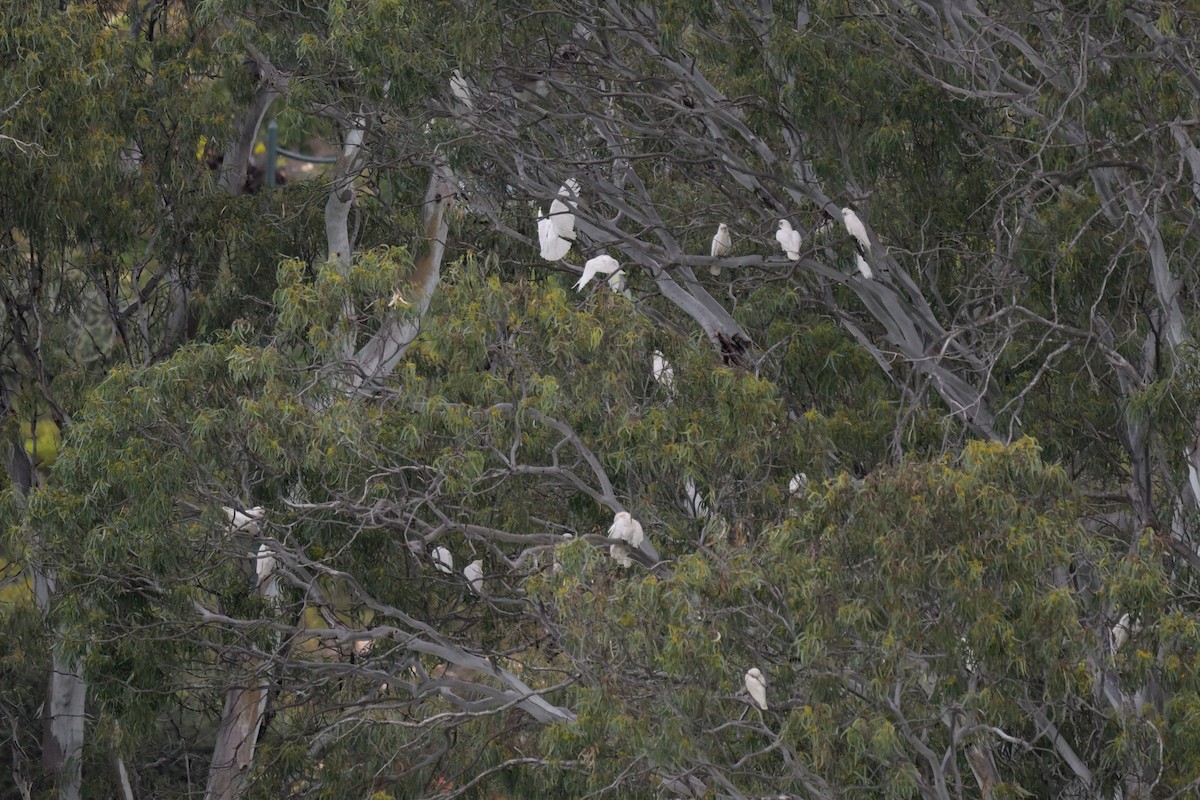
{"left": 788, "top": 473, "right": 808, "bottom": 496}
{"left": 537, "top": 211, "right": 572, "bottom": 261}
{"left": 684, "top": 479, "right": 710, "bottom": 519}
{"left": 607, "top": 269, "right": 633, "bottom": 299}
{"left": 607, "top": 511, "right": 645, "bottom": 567}
{"left": 548, "top": 184, "right": 578, "bottom": 241}
{"left": 841, "top": 207, "right": 871, "bottom": 253}
{"left": 1111, "top": 613, "right": 1135, "bottom": 653}
{"left": 574, "top": 254, "right": 620, "bottom": 291}
{"left": 449, "top": 69, "right": 473, "bottom": 110}
{"left": 432, "top": 546, "right": 454, "bottom": 575}
{"left": 223, "top": 506, "right": 264, "bottom": 535}
{"left": 652, "top": 350, "right": 675, "bottom": 393}
{"left": 464, "top": 559, "right": 484, "bottom": 594}
{"left": 855, "top": 252, "right": 874, "bottom": 280}
{"left": 710, "top": 223, "right": 732, "bottom": 276}
{"left": 744, "top": 668, "right": 768, "bottom": 710}
{"left": 776, "top": 220, "right": 801, "bottom": 261}
{"left": 254, "top": 542, "right": 277, "bottom": 591}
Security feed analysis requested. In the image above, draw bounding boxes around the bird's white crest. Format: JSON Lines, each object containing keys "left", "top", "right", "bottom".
{"left": 788, "top": 473, "right": 808, "bottom": 496}
{"left": 684, "top": 479, "right": 710, "bottom": 519}
{"left": 710, "top": 223, "right": 732, "bottom": 275}
{"left": 775, "top": 220, "right": 801, "bottom": 261}
{"left": 841, "top": 207, "right": 871, "bottom": 252}
{"left": 855, "top": 252, "right": 874, "bottom": 280}
{"left": 464, "top": 559, "right": 484, "bottom": 594}
{"left": 651, "top": 350, "right": 675, "bottom": 392}
{"left": 574, "top": 254, "right": 620, "bottom": 291}
{"left": 744, "top": 668, "right": 768, "bottom": 710}
{"left": 449, "top": 69, "right": 473, "bottom": 109}
{"left": 223, "top": 506, "right": 264, "bottom": 535}
{"left": 537, "top": 211, "right": 572, "bottom": 261}
{"left": 254, "top": 542, "right": 277, "bottom": 590}
{"left": 432, "top": 546, "right": 454, "bottom": 575}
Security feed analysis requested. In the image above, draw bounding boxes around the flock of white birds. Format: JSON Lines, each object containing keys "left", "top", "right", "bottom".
{"left": 226, "top": 496, "right": 773, "bottom": 708}
{"left": 535, "top": 179, "right": 877, "bottom": 290}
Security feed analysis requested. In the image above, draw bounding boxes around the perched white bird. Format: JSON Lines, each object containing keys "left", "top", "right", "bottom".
{"left": 607, "top": 269, "right": 632, "bottom": 299}
{"left": 854, "top": 252, "right": 874, "bottom": 280}
{"left": 1111, "top": 613, "right": 1135, "bottom": 653}
{"left": 223, "top": 506, "right": 264, "bottom": 535}
{"left": 775, "top": 220, "right": 801, "bottom": 261}
{"left": 432, "top": 546, "right": 454, "bottom": 575}
{"left": 609, "top": 543, "right": 633, "bottom": 568}
{"left": 254, "top": 542, "right": 277, "bottom": 591}
{"left": 574, "top": 254, "right": 620, "bottom": 291}
{"left": 841, "top": 207, "right": 871, "bottom": 253}
{"left": 710, "top": 223, "right": 732, "bottom": 276}
{"left": 449, "top": 69, "right": 473, "bottom": 110}
{"left": 744, "top": 668, "right": 768, "bottom": 710}
{"left": 652, "top": 350, "right": 675, "bottom": 393}
{"left": 548, "top": 194, "right": 577, "bottom": 241}
{"left": 464, "top": 559, "right": 484, "bottom": 594}
{"left": 607, "top": 511, "right": 644, "bottom": 549}
{"left": 684, "top": 479, "right": 710, "bottom": 519}
{"left": 537, "top": 211, "right": 572, "bottom": 261}
{"left": 788, "top": 473, "right": 808, "bottom": 496}
{"left": 607, "top": 511, "right": 645, "bottom": 567}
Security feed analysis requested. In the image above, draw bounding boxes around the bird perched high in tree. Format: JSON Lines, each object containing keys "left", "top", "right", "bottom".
{"left": 432, "top": 546, "right": 454, "bottom": 575}
{"left": 710, "top": 223, "right": 731, "bottom": 276}
{"left": 607, "top": 511, "right": 645, "bottom": 568}
{"left": 775, "top": 220, "right": 801, "bottom": 261}
{"left": 841, "top": 207, "right": 871, "bottom": 253}
{"left": 744, "top": 668, "right": 768, "bottom": 710}
{"left": 549, "top": 179, "right": 579, "bottom": 241}
{"left": 537, "top": 211, "right": 572, "bottom": 261}
{"left": 855, "top": 252, "right": 874, "bottom": 280}
{"left": 222, "top": 506, "right": 264, "bottom": 535}
{"left": 574, "top": 254, "right": 620, "bottom": 291}
{"left": 464, "top": 559, "right": 484, "bottom": 594}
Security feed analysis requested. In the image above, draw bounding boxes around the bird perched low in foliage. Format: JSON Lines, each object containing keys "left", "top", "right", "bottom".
{"left": 432, "top": 546, "right": 454, "bottom": 575}
{"left": 744, "top": 668, "right": 768, "bottom": 710}
{"left": 841, "top": 207, "right": 870, "bottom": 253}
{"left": 574, "top": 254, "right": 620, "bottom": 291}
{"left": 21, "top": 418, "right": 61, "bottom": 469}
{"left": 775, "top": 220, "right": 801, "bottom": 261}
{"left": 710, "top": 222, "right": 731, "bottom": 276}
{"left": 651, "top": 350, "right": 675, "bottom": 393}
{"left": 607, "top": 511, "right": 645, "bottom": 568}
{"left": 464, "top": 559, "right": 484, "bottom": 594}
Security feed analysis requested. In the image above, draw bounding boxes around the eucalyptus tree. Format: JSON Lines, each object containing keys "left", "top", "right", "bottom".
{"left": 2, "top": 1, "right": 1200, "bottom": 799}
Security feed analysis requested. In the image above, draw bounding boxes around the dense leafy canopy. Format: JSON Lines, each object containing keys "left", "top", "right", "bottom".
{"left": 2, "top": 1, "right": 1200, "bottom": 799}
